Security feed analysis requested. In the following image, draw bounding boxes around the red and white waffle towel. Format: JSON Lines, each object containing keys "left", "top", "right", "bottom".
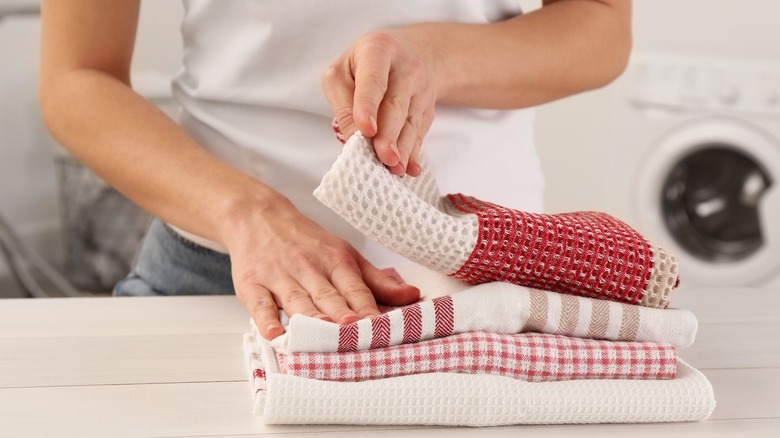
{"left": 269, "top": 279, "right": 697, "bottom": 354}
{"left": 313, "top": 132, "right": 679, "bottom": 308}
{"left": 276, "top": 331, "right": 678, "bottom": 383}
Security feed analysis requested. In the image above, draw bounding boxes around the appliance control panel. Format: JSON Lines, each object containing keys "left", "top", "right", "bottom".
{"left": 628, "top": 53, "right": 780, "bottom": 117}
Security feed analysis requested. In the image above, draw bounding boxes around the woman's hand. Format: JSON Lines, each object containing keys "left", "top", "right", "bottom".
{"left": 322, "top": 27, "right": 443, "bottom": 177}
{"left": 224, "top": 197, "right": 421, "bottom": 340}
{"left": 322, "top": 1, "right": 631, "bottom": 166}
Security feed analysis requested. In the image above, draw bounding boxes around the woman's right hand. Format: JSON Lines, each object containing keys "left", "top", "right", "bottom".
{"left": 39, "top": 0, "right": 421, "bottom": 342}
{"left": 224, "top": 196, "right": 420, "bottom": 340}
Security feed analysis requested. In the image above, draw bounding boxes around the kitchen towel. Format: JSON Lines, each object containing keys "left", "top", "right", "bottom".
{"left": 313, "top": 132, "right": 679, "bottom": 308}
{"left": 275, "top": 331, "right": 678, "bottom": 383}
{"left": 269, "top": 280, "right": 698, "bottom": 354}
{"left": 245, "top": 331, "right": 715, "bottom": 425}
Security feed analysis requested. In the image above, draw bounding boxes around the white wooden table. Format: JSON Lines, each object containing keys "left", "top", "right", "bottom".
{"left": 1, "top": 287, "right": 778, "bottom": 437}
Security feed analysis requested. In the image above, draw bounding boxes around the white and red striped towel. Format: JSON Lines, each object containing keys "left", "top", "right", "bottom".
{"left": 269, "top": 273, "right": 697, "bottom": 354}
{"left": 275, "top": 331, "right": 678, "bottom": 383}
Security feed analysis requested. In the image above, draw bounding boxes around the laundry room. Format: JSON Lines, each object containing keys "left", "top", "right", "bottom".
{"left": 535, "top": 0, "right": 780, "bottom": 289}
{"left": 3, "top": 1, "right": 779, "bottom": 295}
{"left": 0, "top": 0, "right": 182, "bottom": 298}
{"left": 1, "top": 1, "right": 779, "bottom": 435}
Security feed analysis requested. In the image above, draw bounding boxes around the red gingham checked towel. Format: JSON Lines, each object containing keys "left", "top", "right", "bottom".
{"left": 314, "top": 132, "right": 679, "bottom": 308}
{"left": 275, "top": 331, "right": 678, "bottom": 383}
{"left": 268, "top": 278, "right": 697, "bottom": 354}
{"left": 244, "top": 331, "right": 716, "bottom": 425}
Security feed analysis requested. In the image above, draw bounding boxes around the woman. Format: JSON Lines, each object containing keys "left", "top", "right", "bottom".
{"left": 39, "top": 0, "right": 631, "bottom": 339}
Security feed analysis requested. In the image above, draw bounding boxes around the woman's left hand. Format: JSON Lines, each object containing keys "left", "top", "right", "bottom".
{"left": 322, "top": 27, "right": 442, "bottom": 177}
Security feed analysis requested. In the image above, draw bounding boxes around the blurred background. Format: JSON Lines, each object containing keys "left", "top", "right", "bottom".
{"left": 1, "top": 1, "right": 779, "bottom": 298}
{"left": 0, "top": 0, "right": 182, "bottom": 298}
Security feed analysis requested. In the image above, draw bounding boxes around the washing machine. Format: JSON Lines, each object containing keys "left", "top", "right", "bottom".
{"left": 611, "top": 52, "right": 780, "bottom": 289}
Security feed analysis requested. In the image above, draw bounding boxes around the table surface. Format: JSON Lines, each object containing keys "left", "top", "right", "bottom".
{"left": 1, "top": 285, "right": 778, "bottom": 437}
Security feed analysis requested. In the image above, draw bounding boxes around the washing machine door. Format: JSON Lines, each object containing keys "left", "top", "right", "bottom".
{"left": 635, "top": 116, "right": 780, "bottom": 287}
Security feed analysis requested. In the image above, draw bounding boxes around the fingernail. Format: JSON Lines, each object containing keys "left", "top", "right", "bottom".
{"left": 341, "top": 314, "right": 360, "bottom": 325}
{"left": 407, "top": 160, "right": 422, "bottom": 176}
{"left": 388, "top": 142, "right": 401, "bottom": 164}
{"left": 382, "top": 267, "right": 404, "bottom": 283}
{"left": 369, "top": 115, "right": 378, "bottom": 134}
{"left": 266, "top": 323, "right": 281, "bottom": 333}
{"left": 318, "top": 315, "right": 334, "bottom": 322}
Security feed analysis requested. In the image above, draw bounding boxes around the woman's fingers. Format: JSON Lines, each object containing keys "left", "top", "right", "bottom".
{"left": 391, "top": 97, "right": 434, "bottom": 177}
{"left": 323, "top": 30, "right": 438, "bottom": 175}
{"left": 359, "top": 258, "right": 421, "bottom": 306}
{"left": 321, "top": 63, "right": 359, "bottom": 141}
{"left": 236, "top": 258, "right": 419, "bottom": 341}
{"left": 405, "top": 106, "right": 434, "bottom": 177}
{"left": 374, "top": 87, "right": 411, "bottom": 176}
{"left": 228, "top": 201, "right": 419, "bottom": 342}
{"left": 236, "top": 282, "right": 285, "bottom": 340}
{"left": 268, "top": 275, "right": 332, "bottom": 322}
{"left": 351, "top": 35, "right": 393, "bottom": 137}
{"left": 297, "top": 265, "right": 362, "bottom": 324}
{"left": 330, "top": 259, "right": 382, "bottom": 319}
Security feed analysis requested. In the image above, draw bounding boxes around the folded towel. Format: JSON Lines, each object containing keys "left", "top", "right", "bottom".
{"left": 269, "top": 280, "right": 697, "bottom": 354}
{"left": 313, "top": 133, "right": 679, "bottom": 308}
{"left": 275, "top": 331, "right": 678, "bottom": 383}
{"left": 245, "top": 331, "right": 715, "bottom": 425}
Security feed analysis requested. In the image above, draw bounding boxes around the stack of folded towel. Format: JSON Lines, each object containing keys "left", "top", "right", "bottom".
{"left": 243, "top": 133, "right": 716, "bottom": 426}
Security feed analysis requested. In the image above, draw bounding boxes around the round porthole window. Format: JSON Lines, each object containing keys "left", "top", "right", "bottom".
{"left": 661, "top": 145, "right": 773, "bottom": 262}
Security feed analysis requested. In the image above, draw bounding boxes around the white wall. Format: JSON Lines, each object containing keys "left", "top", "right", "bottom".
{"left": 133, "top": 1, "right": 185, "bottom": 75}
{"left": 0, "top": 2, "right": 183, "bottom": 278}
{"left": 0, "top": 14, "right": 53, "bottom": 240}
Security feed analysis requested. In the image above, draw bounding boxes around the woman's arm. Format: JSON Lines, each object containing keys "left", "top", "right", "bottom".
{"left": 39, "top": 0, "right": 267, "bottom": 248}
{"left": 434, "top": 0, "right": 632, "bottom": 108}
{"left": 323, "top": 0, "right": 631, "bottom": 176}
{"left": 39, "top": 0, "right": 419, "bottom": 339}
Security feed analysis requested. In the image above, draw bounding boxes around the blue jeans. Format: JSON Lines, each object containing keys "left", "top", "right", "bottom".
{"left": 113, "top": 218, "right": 235, "bottom": 296}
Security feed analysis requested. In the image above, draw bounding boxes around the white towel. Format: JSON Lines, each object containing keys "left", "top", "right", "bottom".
{"left": 268, "top": 267, "right": 697, "bottom": 354}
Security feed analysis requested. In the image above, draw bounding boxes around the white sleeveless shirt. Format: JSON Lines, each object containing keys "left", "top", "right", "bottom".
{"left": 171, "top": 0, "right": 544, "bottom": 267}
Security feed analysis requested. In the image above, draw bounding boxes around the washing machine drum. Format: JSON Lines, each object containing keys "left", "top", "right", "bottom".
{"left": 662, "top": 146, "right": 770, "bottom": 262}
{"left": 637, "top": 117, "right": 780, "bottom": 287}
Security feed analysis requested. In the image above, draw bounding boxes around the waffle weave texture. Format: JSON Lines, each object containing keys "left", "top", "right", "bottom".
{"left": 245, "top": 331, "right": 715, "bottom": 426}
{"left": 313, "top": 133, "right": 680, "bottom": 308}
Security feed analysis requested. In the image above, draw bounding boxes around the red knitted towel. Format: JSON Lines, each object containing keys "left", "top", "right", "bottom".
{"left": 447, "top": 194, "right": 680, "bottom": 307}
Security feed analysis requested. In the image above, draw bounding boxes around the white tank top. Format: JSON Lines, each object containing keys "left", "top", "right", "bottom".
{"left": 171, "top": 0, "right": 544, "bottom": 267}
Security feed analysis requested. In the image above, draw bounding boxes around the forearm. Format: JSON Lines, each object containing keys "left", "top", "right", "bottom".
{"left": 40, "top": 70, "right": 286, "bottom": 247}
{"left": 423, "top": 0, "right": 632, "bottom": 108}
